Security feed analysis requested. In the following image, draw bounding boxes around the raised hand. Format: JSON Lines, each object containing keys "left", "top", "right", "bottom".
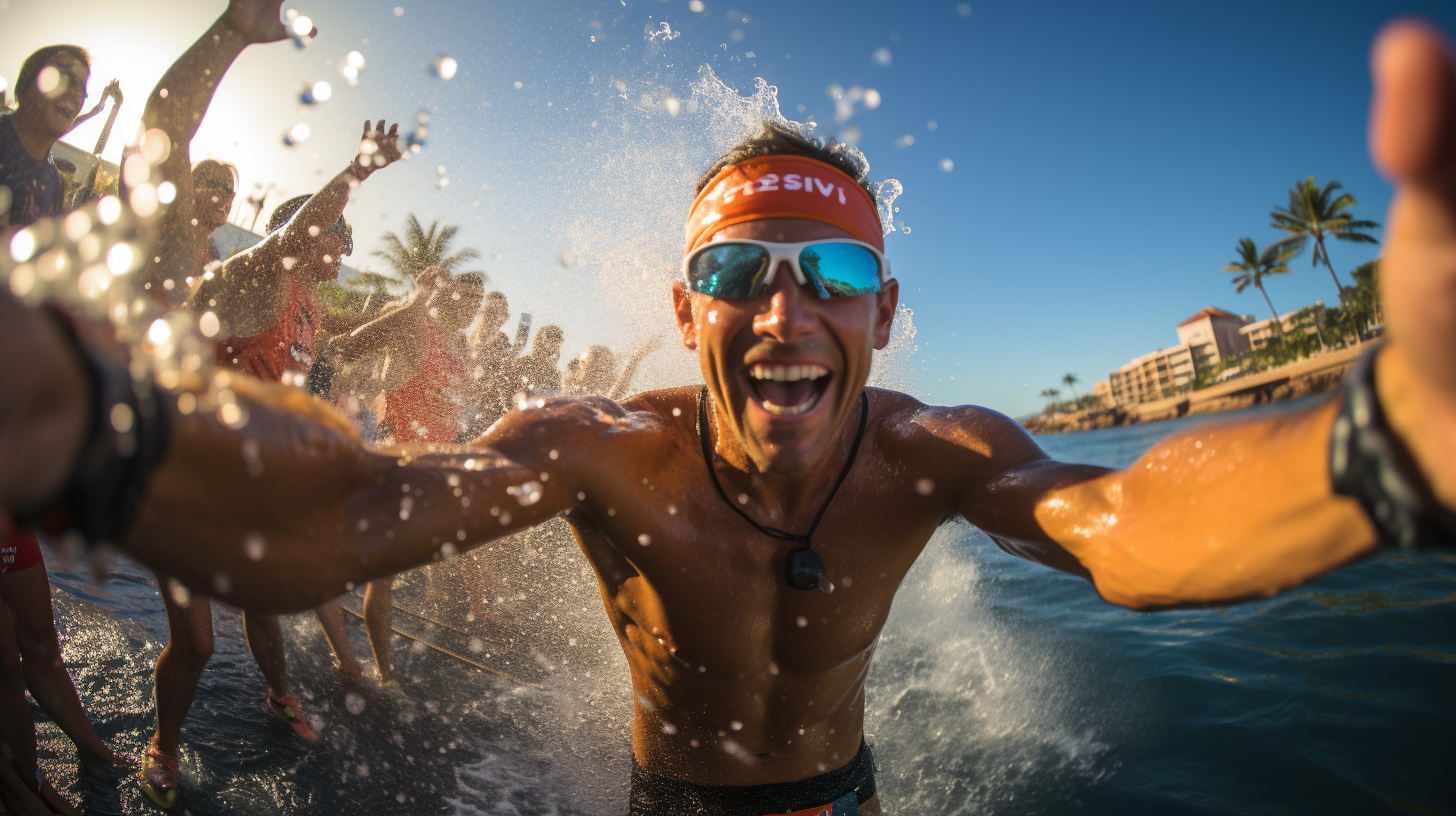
{"left": 355, "top": 120, "right": 403, "bottom": 178}
{"left": 222, "top": 0, "right": 311, "bottom": 45}
{"left": 1368, "top": 21, "right": 1456, "bottom": 509}
{"left": 102, "top": 79, "right": 122, "bottom": 104}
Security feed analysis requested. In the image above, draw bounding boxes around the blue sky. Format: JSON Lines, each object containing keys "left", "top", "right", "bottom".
{"left": 5, "top": 0, "right": 1453, "bottom": 416}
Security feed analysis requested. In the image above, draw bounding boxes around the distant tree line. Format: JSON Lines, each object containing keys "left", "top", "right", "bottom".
{"left": 1208, "top": 176, "right": 1383, "bottom": 388}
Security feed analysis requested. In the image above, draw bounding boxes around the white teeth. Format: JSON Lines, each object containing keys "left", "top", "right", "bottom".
{"left": 748, "top": 364, "right": 829, "bottom": 382}
{"left": 761, "top": 399, "right": 813, "bottom": 416}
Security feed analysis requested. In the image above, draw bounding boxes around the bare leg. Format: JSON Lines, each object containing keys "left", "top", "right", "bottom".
{"left": 0, "top": 757, "right": 52, "bottom": 816}
{"left": 0, "top": 592, "right": 40, "bottom": 801}
{"left": 0, "top": 564, "right": 120, "bottom": 766}
{"left": 362, "top": 579, "right": 393, "bottom": 684}
{"left": 150, "top": 576, "right": 213, "bottom": 757}
{"left": 240, "top": 611, "right": 291, "bottom": 700}
{"left": 313, "top": 600, "right": 363, "bottom": 675}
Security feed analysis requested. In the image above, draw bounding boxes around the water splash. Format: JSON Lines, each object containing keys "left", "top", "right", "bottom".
{"left": 647, "top": 22, "right": 681, "bottom": 43}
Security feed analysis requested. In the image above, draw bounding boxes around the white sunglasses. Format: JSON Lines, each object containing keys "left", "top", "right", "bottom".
{"left": 682, "top": 238, "right": 891, "bottom": 299}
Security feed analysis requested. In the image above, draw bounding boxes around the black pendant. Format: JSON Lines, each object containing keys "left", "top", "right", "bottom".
{"left": 785, "top": 546, "right": 825, "bottom": 591}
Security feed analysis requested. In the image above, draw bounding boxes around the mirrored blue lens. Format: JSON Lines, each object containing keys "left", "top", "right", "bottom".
{"left": 687, "top": 244, "right": 771, "bottom": 298}
{"left": 799, "top": 243, "right": 882, "bottom": 298}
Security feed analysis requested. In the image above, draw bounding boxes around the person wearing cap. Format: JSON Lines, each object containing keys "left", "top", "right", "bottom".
{"left": 4, "top": 18, "right": 1456, "bottom": 816}
{"left": 123, "top": 119, "right": 406, "bottom": 806}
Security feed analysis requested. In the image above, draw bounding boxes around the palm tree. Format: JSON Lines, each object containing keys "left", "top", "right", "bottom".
{"left": 1039, "top": 388, "right": 1061, "bottom": 409}
{"left": 1222, "top": 238, "right": 1294, "bottom": 330}
{"left": 371, "top": 212, "right": 485, "bottom": 284}
{"left": 1269, "top": 177, "right": 1380, "bottom": 296}
{"left": 1061, "top": 373, "right": 1080, "bottom": 400}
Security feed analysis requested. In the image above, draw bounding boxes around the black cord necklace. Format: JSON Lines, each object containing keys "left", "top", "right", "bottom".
{"left": 697, "top": 385, "right": 869, "bottom": 591}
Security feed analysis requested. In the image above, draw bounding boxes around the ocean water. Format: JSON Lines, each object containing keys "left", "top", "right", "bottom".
{"left": 34, "top": 397, "right": 1456, "bottom": 815}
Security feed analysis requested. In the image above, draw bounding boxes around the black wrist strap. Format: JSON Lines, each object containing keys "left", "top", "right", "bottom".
{"left": 1329, "top": 343, "right": 1456, "bottom": 550}
{"left": 13, "top": 306, "right": 175, "bottom": 552}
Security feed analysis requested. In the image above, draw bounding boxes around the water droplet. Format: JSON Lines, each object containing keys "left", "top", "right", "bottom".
{"left": 730, "top": 720, "right": 742, "bottom": 730}
{"left": 284, "top": 123, "right": 311, "bottom": 146}
{"left": 345, "top": 693, "right": 366, "bottom": 714}
{"left": 638, "top": 534, "right": 651, "bottom": 546}
{"left": 212, "top": 572, "right": 231, "bottom": 595}
{"left": 915, "top": 478, "right": 934, "bottom": 495}
{"left": 938, "top": 157, "right": 954, "bottom": 173}
{"left": 873, "top": 47, "right": 893, "bottom": 66}
{"left": 507, "top": 481, "right": 543, "bottom": 506}
{"left": 244, "top": 532, "right": 266, "bottom": 561}
{"left": 468, "top": 638, "right": 484, "bottom": 653}
{"left": 796, "top": 616, "right": 808, "bottom": 627}
{"left": 431, "top": 55, "right": 458, "bottom": 80}
{"left": 167, "top": 578, "right": 191, "bottom": 606}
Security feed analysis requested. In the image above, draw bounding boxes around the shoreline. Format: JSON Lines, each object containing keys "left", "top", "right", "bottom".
{"left": 1022, "top": 342, "right": 1368, "bottom": 435}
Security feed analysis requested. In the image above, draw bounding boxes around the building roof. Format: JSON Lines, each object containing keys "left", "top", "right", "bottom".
{"left": 1177, "top": 306, "right": 1244, "bottom": 328}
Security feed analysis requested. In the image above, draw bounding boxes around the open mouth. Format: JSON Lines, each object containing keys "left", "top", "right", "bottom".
{"left": 746, "top": 363, "right": 833, "bottom": 417}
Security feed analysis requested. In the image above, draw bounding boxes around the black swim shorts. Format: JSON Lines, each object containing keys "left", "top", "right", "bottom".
{"left": 627, "top": 740, "right": 875, "bottom": 815}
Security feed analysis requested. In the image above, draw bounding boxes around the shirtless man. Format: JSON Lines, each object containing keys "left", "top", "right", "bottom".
{"left": 3, "top": 18, "right": 1455, "bottom": 816}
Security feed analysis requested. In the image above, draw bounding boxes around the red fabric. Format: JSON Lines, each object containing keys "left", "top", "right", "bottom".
{"left": 686, "top": 155, "right": 884, "bottom": 253}
{"left": 1, "top": 516, "right": 43, "bottom": 574}
{"left": 214, "top": 276, "right": 320, "bottom": 382}
{"left": 383, "top": 325, "right": 465, "bottom": 443}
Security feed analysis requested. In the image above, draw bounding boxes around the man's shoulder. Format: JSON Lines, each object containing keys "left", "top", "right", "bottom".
{"left": 869, "top": 388, "right": 1031, "bottom": 454}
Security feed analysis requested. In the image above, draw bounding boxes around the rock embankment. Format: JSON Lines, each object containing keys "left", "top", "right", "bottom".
{"left": 1021, "top": 404, "right": 1137, "bottom": 434}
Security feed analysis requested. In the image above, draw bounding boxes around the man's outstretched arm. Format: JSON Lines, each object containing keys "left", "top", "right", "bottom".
{"left": 951, "top": 21, "right": 1456, "bottom": 608}
{"left": 0, "top": 291, "right": 569, "bottom": 613}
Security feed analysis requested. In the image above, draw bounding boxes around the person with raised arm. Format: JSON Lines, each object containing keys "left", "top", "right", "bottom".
{"left": 325, "top": 266, "right": 485, "bottom": 683}
{"left": 2, "top": 19, "right": 1456, "bottom": 816}
{"left": 136, "top": 0, "right": 314, "bottom": 307}
{"left": 121, "top": 119, "right": 405, "bottom": 805}
{"left": 1, "top": 45, "right": 94, "bottom": 231}
{"left": 63, "top": 79, "right": 121, "bottom": 135}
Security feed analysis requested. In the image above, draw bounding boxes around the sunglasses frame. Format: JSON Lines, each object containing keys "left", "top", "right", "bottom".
{"left": 682, "top": 238, "right": 891, "bottom": 300}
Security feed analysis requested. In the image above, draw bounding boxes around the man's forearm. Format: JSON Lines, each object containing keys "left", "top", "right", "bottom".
{"left": 141, "top": 18, "right": 250, "bottom": 158}
{"left": 121, "top": 375, "right": 559, "bottom": 613}
{"left": 1036, "top": 398, "right": 1379, "bottom": 608}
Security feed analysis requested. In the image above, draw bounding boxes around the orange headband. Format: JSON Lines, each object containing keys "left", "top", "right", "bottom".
{"left": 685, "top": 155, "right": 885, "bottom": 254}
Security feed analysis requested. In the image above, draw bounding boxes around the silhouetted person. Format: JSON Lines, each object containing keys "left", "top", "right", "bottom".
{"left": 1, "top": 45, "right": 91, "bottom": 230}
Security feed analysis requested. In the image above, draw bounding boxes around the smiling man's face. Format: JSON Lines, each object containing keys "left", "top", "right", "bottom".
{"left": 21, "top": 52, "right": 89, "bottom": 139}
{"left": 673, "top": 217, "right": 899, "bottom": 475}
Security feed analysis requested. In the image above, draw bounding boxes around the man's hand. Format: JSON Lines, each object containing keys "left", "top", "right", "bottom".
{"left": 1369, "top": 21, "right": 1456, "bottom": 511}
{"left": 222, "top": 0, "right": 310, "bottom": 45}
{"left": 102, "top": 79, "right": 122, "bottom": 105}
{"left": 354, "top": 120, "right": 403, "bottom": 179}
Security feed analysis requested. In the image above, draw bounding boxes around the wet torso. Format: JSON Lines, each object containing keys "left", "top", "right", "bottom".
{"left": 383, "top": 325, "right": 467, "bottom": 444}
{"left": 492, "top": 385, "right": 992, "bottom": 787}
{"left": 214, "top": 274, "right": 320, "bottom": 382}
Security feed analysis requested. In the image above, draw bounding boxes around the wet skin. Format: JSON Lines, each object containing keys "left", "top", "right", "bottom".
{"left": 12, "top": 17, "right": 1456, "bottom": 807}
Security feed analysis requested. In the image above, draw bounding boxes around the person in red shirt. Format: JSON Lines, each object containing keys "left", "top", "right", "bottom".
{"left": 327, "top": 268, "right": 484, "bottom": 683}
{"left": 135, "top": 111, "right": 402, "bottom": 804}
